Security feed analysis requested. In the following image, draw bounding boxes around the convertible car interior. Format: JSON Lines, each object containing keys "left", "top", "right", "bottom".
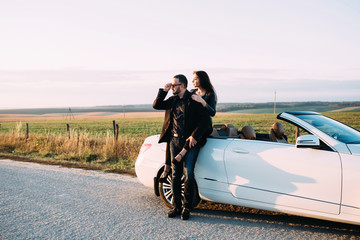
{"left": 210, "top": 122, "right": 288, "bottom": 143}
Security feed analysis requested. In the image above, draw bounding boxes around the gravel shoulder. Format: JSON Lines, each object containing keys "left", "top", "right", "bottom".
{"left": 1, "top": 159, "right": 359, "bottom": 239}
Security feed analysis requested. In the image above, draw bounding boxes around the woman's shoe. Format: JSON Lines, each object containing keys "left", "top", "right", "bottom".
{"left": 159, "top": 170, "right": 170, "bottom": 183}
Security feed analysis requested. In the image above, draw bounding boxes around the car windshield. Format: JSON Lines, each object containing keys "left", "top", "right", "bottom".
{"left": 296, "top": 114, "right": 360, "bottom": 144}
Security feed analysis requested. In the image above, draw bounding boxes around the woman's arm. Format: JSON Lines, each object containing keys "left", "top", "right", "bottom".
{"left": 191, "top": 92, "right": 217, "bottom": 117}
{"left": 203, "top": 92, "right": 216, "bottom": 117}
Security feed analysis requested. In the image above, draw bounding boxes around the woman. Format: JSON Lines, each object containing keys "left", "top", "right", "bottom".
{"left": 159, "top": 70, "right": 217, "bottom": 182}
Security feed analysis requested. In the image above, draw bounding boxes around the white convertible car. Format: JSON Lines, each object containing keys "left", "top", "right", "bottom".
{"left": 135, "top": 111, "right": 360, "bottom": 225}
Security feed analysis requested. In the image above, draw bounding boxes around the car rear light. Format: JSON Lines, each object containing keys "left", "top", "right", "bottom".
{"left": 139, "top": 143, "right": 151, "bottom": 154}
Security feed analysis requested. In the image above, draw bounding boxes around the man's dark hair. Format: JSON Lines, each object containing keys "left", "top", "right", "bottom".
{"left": 174, "top": 74, "right": 188, "bottom": 88}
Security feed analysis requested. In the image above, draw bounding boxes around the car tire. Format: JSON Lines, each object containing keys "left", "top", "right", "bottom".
{"left": 158, "top": 168, "right": 200, "bottom": 209}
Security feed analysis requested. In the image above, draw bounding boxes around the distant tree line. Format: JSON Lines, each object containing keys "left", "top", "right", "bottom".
{"left": 1, "top": 101, "right": 359, "bottom": 114}
{"left": 216, "top": 101, "right": 360, "bottom": 112}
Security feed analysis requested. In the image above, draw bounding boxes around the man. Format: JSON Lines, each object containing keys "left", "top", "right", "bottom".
{"left": 153, "top": 74, "right": 210, "bottom": 220}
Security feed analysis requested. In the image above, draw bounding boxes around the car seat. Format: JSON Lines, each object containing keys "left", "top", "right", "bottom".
{"left": 269, "top": 122, "right": 288, "bottom": 143}
{"left": 225, "top": 123, "right": 239, "bottom": 137}
{"left": 210, "top": 128, "right": 220, "bottom": 137}
{"left": 239, "top": 125, "right": 256, "bottom": 140}
{"left": 212, "top": 124, "right": 227, "bottom": 136}
{"left": 210, "top": 124, "right": 239, "bottom": 137}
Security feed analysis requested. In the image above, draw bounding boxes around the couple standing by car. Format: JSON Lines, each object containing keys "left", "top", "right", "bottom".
{"left": 153, "top": 71, "right": 217, "bottom": 220}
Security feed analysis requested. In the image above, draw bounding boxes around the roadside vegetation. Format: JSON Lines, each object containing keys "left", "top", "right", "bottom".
{"left": 0, "top": 112, "right": 359, "bottom": 174}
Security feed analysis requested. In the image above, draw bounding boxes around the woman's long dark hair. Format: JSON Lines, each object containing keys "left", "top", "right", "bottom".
{"left": 193, "top": 70, "right": 217, "bottom": 102}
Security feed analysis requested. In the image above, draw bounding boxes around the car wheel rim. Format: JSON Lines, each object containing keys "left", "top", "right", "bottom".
{"left": 161, "top": 174, "right": 185, "bottom": 205}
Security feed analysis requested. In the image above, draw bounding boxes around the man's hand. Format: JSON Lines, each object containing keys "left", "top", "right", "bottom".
{"left": 164, "top": 83, "right": 172, "bottom": 92}
{"left": 186, "top": 136, "right": 197, "bottom": 149}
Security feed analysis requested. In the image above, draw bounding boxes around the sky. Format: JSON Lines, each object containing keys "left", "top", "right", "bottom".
{"left": 0, "top": 0, "right": 359, "bottom": 109}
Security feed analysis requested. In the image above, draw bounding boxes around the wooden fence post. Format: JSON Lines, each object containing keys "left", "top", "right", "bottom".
{"left": 66, "top": 124, "right": 70, "bottom": 139}
{"left": 116, "top": 124, "right": 119, "bottom": 141}
{"left": 77, "top": 127, "right": 81, "bottom": 148}
{"left": 26, "top": 123, "right": 29, "bottom": 139}
{"left": 112, "top": 120, "right": 116, "bottom": 138}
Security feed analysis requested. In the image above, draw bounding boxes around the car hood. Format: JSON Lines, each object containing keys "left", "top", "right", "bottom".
{"left": 347, "top": 144, "right": 360, "bottom": 155}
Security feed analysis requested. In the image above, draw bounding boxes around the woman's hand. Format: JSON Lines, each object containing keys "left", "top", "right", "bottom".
{"left": 191, "top": 94, "right": 206, "bottom": 106}
{"left": 175, "top": 154, "right": 182, "bottom": 162}
{"left": 186, "top": 136, "right": 197, "bottom": 149}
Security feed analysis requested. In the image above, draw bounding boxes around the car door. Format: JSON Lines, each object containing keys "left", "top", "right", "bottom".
{"left": 195, "top": 138, "right": 232, "bottom": 201}
{"left": 224, "top": 139, "right": 342, "bottom": 214}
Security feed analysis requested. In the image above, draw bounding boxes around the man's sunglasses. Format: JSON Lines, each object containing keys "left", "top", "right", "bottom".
{"left": 171, "top": 83, "right": 182, "bottom": 87}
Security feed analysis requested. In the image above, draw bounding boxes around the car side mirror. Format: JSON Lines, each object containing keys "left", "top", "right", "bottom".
{"left": 296, "top": 135, "right": 320, "bottom": 148}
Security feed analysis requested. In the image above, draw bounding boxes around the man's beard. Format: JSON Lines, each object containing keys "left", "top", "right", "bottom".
{"left": 172, "top": 89, "right": 179, "bottom": 95}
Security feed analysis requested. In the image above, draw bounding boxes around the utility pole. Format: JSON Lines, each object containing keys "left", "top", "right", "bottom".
{"left": 65, "top": 108, "right": 75, "bottom": 120}
{"left": 274, "top": 90, "right": 277, "bottom": 114}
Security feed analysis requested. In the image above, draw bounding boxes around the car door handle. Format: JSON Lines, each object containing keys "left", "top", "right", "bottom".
{"left": 232, "top": 149, "right": 249, "bottom": 154}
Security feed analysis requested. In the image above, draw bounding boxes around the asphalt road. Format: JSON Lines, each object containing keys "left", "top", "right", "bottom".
{"left": 1, "top": 159, "right": 359, "bottom": 239}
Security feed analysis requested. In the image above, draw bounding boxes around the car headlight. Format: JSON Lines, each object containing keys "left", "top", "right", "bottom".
{"left": 139, "top": 143, "right": 152, "bottom": 154}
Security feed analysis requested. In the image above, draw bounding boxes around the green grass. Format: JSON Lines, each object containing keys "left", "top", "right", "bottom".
{"left": 0, "top": 112, "right": 359, "bottom": 139}
{"left": 0, "top": 118, "right": 164, "bottom": 137}
{"left": 0, "top": 112, "right": 359, "bottom": 172}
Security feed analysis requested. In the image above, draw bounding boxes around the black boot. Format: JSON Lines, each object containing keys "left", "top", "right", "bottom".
{"left": 181, "top": 208, "right": 190, "bottom": 220}
{"left": 167, "top": 208, "right": 182, "bottom": 218}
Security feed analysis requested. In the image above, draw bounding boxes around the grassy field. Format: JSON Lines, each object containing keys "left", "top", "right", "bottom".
{"left": 0, "top": 112, "right": 359, "bottom": 173}
{"left": 0, "top": 117, "right": 163, "bottom": 137}
{"left": 1, "top": 112, "right": 358, "bottom": 137}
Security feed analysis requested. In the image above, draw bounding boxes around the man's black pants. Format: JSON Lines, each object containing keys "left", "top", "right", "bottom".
{"left": 169, "top": 136, "right": 200, "bottom": 210}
